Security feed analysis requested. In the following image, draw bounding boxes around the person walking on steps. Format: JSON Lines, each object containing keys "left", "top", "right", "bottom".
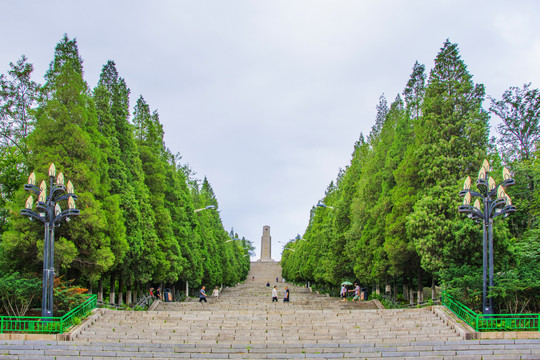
{"left": 283, "top": 286, "right": 290, "bottom": 302}
{"left": 272, "top": 286, "right": 278, "bottom": 302}
{"left": 199, "top": 286, "right": 207, "bottom": 302}
{"left": 212, "top": 286, "right": 219, "bottom": 298}
{"left": 349, "top": 283, "right": 360, "bottom": 301}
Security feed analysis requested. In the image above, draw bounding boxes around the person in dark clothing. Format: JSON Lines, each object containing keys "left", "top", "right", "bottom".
{"left": 283, "top": 287, "right": 290, "bottom": 302}
{"left": 155, "top": 288, "right": 161, "bottom": 300}
{"left": 199, "top": 286, "right": 207, "bottom": 302}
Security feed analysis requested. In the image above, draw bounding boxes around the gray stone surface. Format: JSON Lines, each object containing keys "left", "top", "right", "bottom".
{"left": 2, "top": 262, "right": 539, "bottom": 358}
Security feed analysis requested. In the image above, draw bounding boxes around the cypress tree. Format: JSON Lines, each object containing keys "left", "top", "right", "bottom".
{"left": 4, "top": 35, "right": 126, "bottom": 283}
{"left": 133, "top": 97, "right": 183, "bottom": 285}
{"left": 407, "top": 40, "right": 489, "bottom": 274}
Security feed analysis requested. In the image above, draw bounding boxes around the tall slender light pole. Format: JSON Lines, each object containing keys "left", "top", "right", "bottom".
{"left": 21, "top": 163, "right": 79, "bottom": 318}
{"left": 185, "top": 205, "right": 218, "bottom": 298}
{"left": 458, "top": 159, "right": 515, "bottom": 314}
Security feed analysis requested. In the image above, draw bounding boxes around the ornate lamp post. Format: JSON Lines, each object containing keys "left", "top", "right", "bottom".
{"left": 20, "top": 163, "right": 79, "bottom": 318}
{"left": 458, "top": 159, "right": 515, "bottom": 314}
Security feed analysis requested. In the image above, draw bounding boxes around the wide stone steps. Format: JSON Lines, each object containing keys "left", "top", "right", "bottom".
{"left": 3, "top": 262, "right": 538, "bottom": 358}
{"left": 1, "top": 338, "right": 539, "bottom": 359}
{"left": 74, "top": 308, "right": 458, "bottom": 345}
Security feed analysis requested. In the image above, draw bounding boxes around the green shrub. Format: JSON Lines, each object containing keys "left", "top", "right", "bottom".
{"left": 0, "top": 272, "right": 41, "bottom": 316}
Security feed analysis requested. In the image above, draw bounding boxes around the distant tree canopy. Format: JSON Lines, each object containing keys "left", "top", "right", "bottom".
{"left": 0, "top": 34, "right": 251, "bottom": 300}
{"left": 281, "top": 40, "right": 540, "bottom": 314}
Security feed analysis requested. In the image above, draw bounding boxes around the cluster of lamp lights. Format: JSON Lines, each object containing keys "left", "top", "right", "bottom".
{"left": 458, "top": 159, "right": 516, "bottom": 315}
{"left": 21, "top": 163, "right": 79, "bottom": 318}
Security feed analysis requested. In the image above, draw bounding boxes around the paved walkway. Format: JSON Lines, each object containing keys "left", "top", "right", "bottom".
{"left": 1, "top": 262, "right": 539, "bottom": 359}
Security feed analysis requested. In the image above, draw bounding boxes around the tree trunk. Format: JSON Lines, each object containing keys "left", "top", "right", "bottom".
{"left": 97, "top": 278, "right": 103, "bottom": 302}
{"left": 126, "top": 289, "right": 132, "bottom": 306}
{"left": 431, "top": 275, "right": 436, "bottom": 300}
{"left": 375, "top": 283, "right": 380, "bottom": 295}
{"left": 186, "top": 281, "right": 189, "bottom": 298}
{"left": 88, "top": 281, "right": 93, "bottom": 294}
{"left": 132, "top": 285, "right": 138, "bottom": 304}
{"left": 109, "top": 273, "right": 115, "bottom": 305}
{"left": 403, "top": 275, "right": 409, "bottom": 301}
{"left": 409, "top": 277, "right": 414, "bottom": 305}
{"left": 393, "top": 278, "right": 397, "bottom": 299}
{"left": 417, "top": 269, "right": 424, "bottom": 303}
{"left": 118, "top": 276, "right": 124, "bottom": 305}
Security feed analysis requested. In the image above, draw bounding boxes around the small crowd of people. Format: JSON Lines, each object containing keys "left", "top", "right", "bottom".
{"left": 340, "top": 283, "right": 362, "bottom": 301}
{"left": 152, "top": 280, "right": 361, "bottom": 305}
{"left": 198, "top": 286, "right": 220, "bottom": 302}
{"left": 151, "top": 275, "right": 296, "bottom": 304}
{"left": 149, "top": 287, "right": 161, "bottom": 300}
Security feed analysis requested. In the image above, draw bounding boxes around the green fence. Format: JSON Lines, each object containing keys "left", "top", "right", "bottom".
{"left": 0, "top": 294, "right": 97, "bottom": 334}
{"left": 442, "top": 292, "right": 539, "bottom": 332}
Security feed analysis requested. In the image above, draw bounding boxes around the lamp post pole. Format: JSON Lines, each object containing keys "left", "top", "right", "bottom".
{"left": 186, "top": 205, "right": 217, "bottom": 298}
{"left": 21, "top": 163, "right": 79, "bottom": 318}
{"left": 458, "top": 159, "right": 515, "bottom": 314}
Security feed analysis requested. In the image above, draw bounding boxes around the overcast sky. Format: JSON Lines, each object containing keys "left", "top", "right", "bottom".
{"left": 2, "top": 1, "right": 539, "bottom": 260}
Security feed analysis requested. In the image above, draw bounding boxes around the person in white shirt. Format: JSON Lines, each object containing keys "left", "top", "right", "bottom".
{"left": 272, "top": 286, "right": 278, "bottom": 302}
{"left": 340, "top": 285, "right": 347, "bottom": 301}
{"left": 212, "top": 286, "right": 219, "bottom": 298}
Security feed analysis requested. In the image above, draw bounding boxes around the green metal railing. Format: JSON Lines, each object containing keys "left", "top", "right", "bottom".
{"left": 442, "top": 292, "right": 539, "bottom": 332}
{"left": 0, "top": 294, "right": 97, "bottom": 334}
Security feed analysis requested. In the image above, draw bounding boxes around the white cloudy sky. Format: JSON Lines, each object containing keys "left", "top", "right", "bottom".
{"left": 2, "top": 1, "right": 539, "bottom": 260}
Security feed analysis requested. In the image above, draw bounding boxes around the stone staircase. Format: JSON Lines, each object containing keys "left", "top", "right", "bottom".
{"left": 1, "top": 262, "right": 539, "bottom": 359}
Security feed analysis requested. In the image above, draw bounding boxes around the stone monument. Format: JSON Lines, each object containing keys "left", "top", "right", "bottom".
{"left": 259, "top": 225, "right": 273, "bottom": 262}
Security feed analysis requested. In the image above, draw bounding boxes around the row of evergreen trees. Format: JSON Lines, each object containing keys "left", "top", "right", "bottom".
{"left": 281, "top": 40, "right": 540, "bottom": 314}
{"left": 0, "top": 35, "right": 253, "bottom": 303}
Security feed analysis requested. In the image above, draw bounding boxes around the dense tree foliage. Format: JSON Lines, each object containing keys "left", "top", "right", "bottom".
{"left": 282, "top": 40, "right": 539, "bottom": 313}
{"left": 0, "top": 35, "right": 250, "bottom": 305}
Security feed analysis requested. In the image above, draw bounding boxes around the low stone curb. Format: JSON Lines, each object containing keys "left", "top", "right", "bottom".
{"left": 148, "top": 299, "right": 160, "bottom": 311}
{"left": 60, "top": 308, "right": 105, "bottom": 341}
{"left": 372, "top": 299, "right": 385, "bottom": 310}
{"left": 432, "top": 305, "right": 473, "bottom": 339}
